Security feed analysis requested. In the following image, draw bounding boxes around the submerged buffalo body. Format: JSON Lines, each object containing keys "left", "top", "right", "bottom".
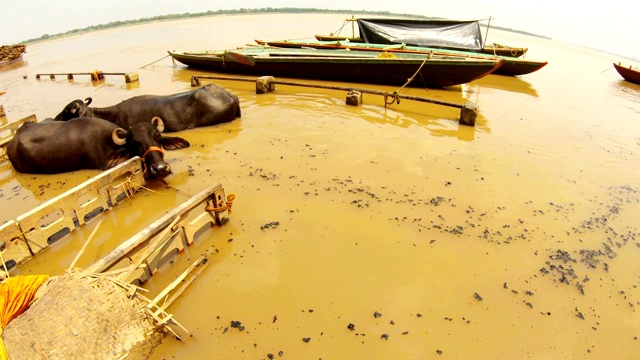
{"left": 54, "top": 84, "right": 241, "bottom": 132}
{"left": 7, "top": 117, "right": 189, "bottom": 179}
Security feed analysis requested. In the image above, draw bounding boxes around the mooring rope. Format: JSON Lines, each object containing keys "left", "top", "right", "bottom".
{"left": 204, "top": 194, "right": 236, "bottom": 214}
{"left": 384, "top": 92, "right": 400, "bottom": 106}
{"left": 382, "top": 57, "right": 431, "bottom": 107}
{"left": 330, "top": 19, "right": 349, "bottom": 37}
{"left": 140, "top": 54, "right": 170, "bottom": 69}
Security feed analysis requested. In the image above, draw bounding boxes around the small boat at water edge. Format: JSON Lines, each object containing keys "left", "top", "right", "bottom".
{"left": 168, "top": 47, "right": 503, "bottom": 88}
{"left": 255, "top": 39, "right": 547, "bottom": 77}
{"left": 0, "top": 44, "right": 26, "bottom": 68}
{"left": 315, "top": 35, "right": 528, "bottom": 58}
{"left": 481, "top": 43, "right": 528, "bottom": 58}
{"left": 613, "top": 62, "right": 640, "bottom": 85}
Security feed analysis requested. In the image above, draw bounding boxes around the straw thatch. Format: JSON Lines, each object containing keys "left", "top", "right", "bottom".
{"left": 3, "top": 271, "right": 163, "bottom": 360}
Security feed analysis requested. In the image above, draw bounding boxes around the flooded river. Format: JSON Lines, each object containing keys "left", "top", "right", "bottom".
{"left": 2, "top": 13, "right": 640, "bottom": 359}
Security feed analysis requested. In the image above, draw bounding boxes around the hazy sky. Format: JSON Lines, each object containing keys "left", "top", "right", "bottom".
{"left": 2, "top": 0, "right": 638, "bottom": 60}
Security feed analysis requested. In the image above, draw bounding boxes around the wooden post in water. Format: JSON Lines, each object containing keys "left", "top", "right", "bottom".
{"left": 35, "top": 71, "right": 139, "bottom": 83}
{"left": 191, "top": 75, "right": 479, "bottom": 126}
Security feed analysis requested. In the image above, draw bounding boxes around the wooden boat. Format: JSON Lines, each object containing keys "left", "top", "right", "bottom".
{"left": 481, "top": 43, "right": 528, "bottom": 58}
{"left": 255, "top": 39, "right": 546, "bottom": 76}
{"left": 168, "top": 47, "right": 503, "bottom": 88}
{"left": 613, "top": 62, "right": 640, "bottom": 85}
{"left": 0, "top": 44, "right": 26, "bottom": 68}
{"left": 315, "top": 36, "right": 527, "bottom": 58}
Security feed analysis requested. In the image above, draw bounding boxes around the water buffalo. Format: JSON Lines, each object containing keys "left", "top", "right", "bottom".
{"left": 7, "top": 117, "right": 189, "bottom": 180}
{"left": 53, "top": 84, "right": 241, "bottom": 132}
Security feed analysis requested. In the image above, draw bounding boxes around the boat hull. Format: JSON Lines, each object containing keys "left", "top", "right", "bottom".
{"left": 613, "top": 63, "right": 640, "bottom": 85}
{"left": 257, "top": 40, "right": 546, "bottom": 76}
{"left": 168, "top": 50, "right": 502, "bottom": 88}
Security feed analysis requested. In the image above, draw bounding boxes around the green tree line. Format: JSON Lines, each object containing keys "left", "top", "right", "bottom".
{"left": 24, "top": 7, "right": 550, "bottom": 44}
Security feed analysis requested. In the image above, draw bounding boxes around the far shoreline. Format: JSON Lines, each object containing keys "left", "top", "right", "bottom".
{"left": 17, "top": 8, "right": 552, "bottom": 46}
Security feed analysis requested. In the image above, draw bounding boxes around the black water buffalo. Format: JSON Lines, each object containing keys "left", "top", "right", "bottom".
{"left": 53, "top": 84, "right": 241, "bottom": 132}
{"left": 7, "top": 117, "right": 189, "bottom": 179}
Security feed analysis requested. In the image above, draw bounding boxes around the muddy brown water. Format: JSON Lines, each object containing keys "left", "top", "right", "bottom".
{"left": 2, "top": 13, "right": 640, "bottom": 359}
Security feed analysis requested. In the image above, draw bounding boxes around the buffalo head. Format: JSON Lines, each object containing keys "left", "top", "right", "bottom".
{"left": 54, "top": 97, "right": 92, "bottom": 121}
{"left": 107, "top": 117, "right": 190, "bottom": 180}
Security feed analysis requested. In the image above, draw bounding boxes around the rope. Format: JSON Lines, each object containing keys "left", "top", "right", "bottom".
{"left": 381, "top": 57, "right": 431, "bottom": 107}
{"left": 140, "top": 54, "right": 170, "bottom": 69}
{"left": 330, "top": 19, "right": 349, "bottom": 37}
{"left": 140, "top": 146, "right": 165, "bottom": 177}
{"left": 204, "top": 194, "right": 236, "bottom": 214}
{"left": 142, "top": 146, "right": 165, "bottom": 162}
{"left": 384, "top": 92, "right": 400, "bottom": 106}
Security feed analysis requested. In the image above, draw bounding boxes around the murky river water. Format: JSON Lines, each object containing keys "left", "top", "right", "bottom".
{"left": 2, "top": 13, "right": 640, "bottom": 359}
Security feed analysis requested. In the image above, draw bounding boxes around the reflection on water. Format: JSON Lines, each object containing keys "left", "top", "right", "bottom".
{"left": 471, "top": 74, "right": 539, "bottom": 97}
{"left": 609, "top": 80, "right": 640, "bottom": 114}
{"left": 0, "top": 58, "right": 27, "bottom": 72}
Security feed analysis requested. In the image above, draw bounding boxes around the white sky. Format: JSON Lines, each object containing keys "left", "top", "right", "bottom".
{"left": 2, "top": 0, "right": 638, "bottom": 60}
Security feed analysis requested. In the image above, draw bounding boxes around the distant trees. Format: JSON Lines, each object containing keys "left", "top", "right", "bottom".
{"left": 23, "top": 7, "right": 549, "bottom": 44}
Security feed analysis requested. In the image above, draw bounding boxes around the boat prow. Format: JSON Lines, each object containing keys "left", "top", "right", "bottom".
{"left": 613, "top": 62, "right": 640, "bottom": 85}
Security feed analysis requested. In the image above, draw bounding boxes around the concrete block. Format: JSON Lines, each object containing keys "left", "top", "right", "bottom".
{"left": 346, "top": 90, "right": 363, "bottom": 106}
{"left": 256, "top": 76, "right": 275, "bottom": 94}
{"left": 460, "top": 101, "right": 478, "bottom": 126}
{"left": 125, "top": 72, "right": 139, "bottom": 83}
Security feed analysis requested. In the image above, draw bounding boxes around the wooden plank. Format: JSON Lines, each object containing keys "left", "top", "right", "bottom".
{"left": 16, "top": 157, "right": 145, "bottom": 255}
{"left": 0, "top": 220, "right": 32, "bottom": 273}
{"left": 85, "top": 182, "right": 229, "bottom": 284}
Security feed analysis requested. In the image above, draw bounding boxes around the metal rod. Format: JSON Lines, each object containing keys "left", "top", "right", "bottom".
{"left": 192, "top": 75, "right": 464, "bottom": 109}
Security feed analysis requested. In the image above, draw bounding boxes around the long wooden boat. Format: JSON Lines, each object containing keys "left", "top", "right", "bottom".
{"left": 0, "top": 44, "right": 26, "bottom": 68}
{"left": 613, "top": 62, "right": 640, "bottom": 85}
{"left": 255, "top": 39, "right": 546, "bottom": 76}
{"left": 0, "top": 54, "right": 24, "bottom": 69}
{"left": 315, "top": 35, "right": 528, "bottom": 58}
{"left": 168, "top": 47, "right": 503, "bottom": 88}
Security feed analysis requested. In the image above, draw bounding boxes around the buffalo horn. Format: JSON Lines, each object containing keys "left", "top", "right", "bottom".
{"left": 112, "top": 128, "right": 127, "bottom": 146}
{"left": 151, "top": 116, "right": 165, "bottom": 132}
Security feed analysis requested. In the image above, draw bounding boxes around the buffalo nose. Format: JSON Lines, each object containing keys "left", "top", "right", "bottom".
{"left": 150, "top": 162, "right": 171, "bottom": 178}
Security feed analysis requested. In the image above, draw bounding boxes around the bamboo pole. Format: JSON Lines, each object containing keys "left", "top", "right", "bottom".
{"left": 84, "top": 183, "right": 221, "bottom": 275}
{"left": 67, "top": 218, "right": 103, "bottom": 271}
{"left": 148, "top": 255, "right": 208, "bottom": 309}
{"left": 116, "top": 217, "right": 181, "bottom": 282}
{"left": 483, "top": 16, "right": 492, "bottom": 48}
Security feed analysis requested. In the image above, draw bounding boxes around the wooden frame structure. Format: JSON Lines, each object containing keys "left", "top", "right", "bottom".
{"left": 85, "top": 182, "right": 230, "bottom": 285}
{"left": 0, "top": 157, "right": 145, "bottom": 273}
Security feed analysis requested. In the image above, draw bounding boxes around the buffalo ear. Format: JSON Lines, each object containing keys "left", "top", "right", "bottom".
{"left": 160, "top": 136, "right": 190, "bottom": 150}
{"left": 103, "top": 149, "right": 129, "bottom": 169}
